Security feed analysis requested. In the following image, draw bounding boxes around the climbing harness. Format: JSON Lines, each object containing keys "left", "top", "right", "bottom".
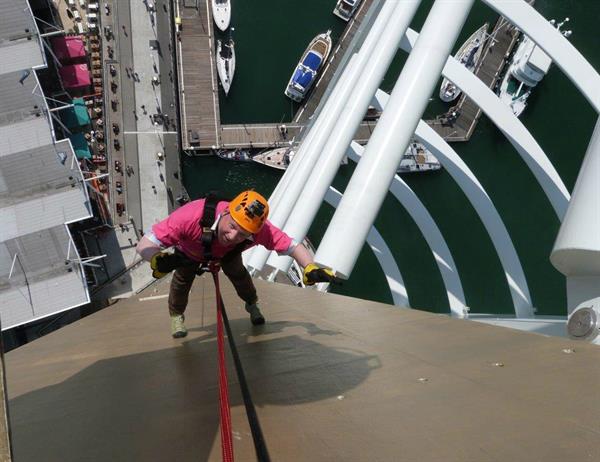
{"left": 206, "top": 264, "right": 271, "bottom": 462}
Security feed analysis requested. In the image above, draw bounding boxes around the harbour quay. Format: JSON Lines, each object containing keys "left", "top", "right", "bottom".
{"left": 175, "top": 0, "right": 375, "bottom": 153}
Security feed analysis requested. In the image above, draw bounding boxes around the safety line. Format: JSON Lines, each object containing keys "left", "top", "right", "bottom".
{"left": 212, "top": 272, "right": 271, "bottom": 462}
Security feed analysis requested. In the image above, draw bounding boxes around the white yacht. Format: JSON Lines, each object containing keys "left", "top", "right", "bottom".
{"left": 284, "top": 31, "right": 332, "bottom": 102}
{"left": 216, "top": 38, "right": 235, "bottom": 96}
{"left": 252, "top": 146, "right": 294, "bottom": 170}
{"left": 498, "top": 18, "right": 572, "bottom": 117}
{"left": 397, "top": 141, "right": 441, "bottom": 174}
{"left": 211, "top": 0, "right": 231, "bottom": 31}
{"left": 333, "top": 0, "right": 361, "bottom": 22}
{"left": 439, "top": 23, "right": 488, "bottom": 103}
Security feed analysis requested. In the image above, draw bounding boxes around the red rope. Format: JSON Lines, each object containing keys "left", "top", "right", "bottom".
{"left": 213, "top": 271, "right": 234, "bottom": 462}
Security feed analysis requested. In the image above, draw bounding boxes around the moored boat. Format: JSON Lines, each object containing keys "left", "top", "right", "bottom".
{"left": 252, "top": 146, "right": 294, "bottom": 170}
{"left": 439, "top": 23, "right": 488, "bottom": 103}
{"left": 216, "top": 38, "right": 235, "bottom": 96}
{"left": 333, "top": 0, "right": 361, "bottom": 22}
{"left": 211, "top": 0, "right": 231, "bottom": 31}
{"left": 397, "top": 141, "right": 441, "bottom": 174}
{"left": 215, "top": 148, "right": 253, "bottom": 162}
{"left": 497, "top": 18, "right": 571, "bottom": 117}
{"left": 284, "top": 31, "right": 332, "bottom": 102}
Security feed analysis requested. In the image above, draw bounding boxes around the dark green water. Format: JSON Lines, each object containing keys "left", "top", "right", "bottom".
{"left": 183, "top": 0, "right": 600, "bottom": 315}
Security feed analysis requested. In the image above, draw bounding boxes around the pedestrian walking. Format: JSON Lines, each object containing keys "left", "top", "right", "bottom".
{"left": 133, "top": 109, "right": 138, "bottom": 120}
{"left": 121, "top": 25, "right": 128, "bottom": 36}
{"left": 134, "top": 72, "right": 140, "bottom": 82}
{"left": 141, "top": 104, "right": 147, "bottom": 115}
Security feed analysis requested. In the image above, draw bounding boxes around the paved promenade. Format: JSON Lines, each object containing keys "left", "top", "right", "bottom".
{"left": 92, "top": 0, "right": 185, "bottom": 299}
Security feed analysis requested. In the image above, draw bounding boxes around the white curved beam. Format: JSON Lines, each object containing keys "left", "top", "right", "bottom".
{"left": 398, "top": 28, "right": 569, "bottom": 219}
{"left": 418, "top": 120, "right": 533, "bottom": 316}
{"left": 347, "top": 141, "right": 467, "bottom": 317}
{"left": 482, "top": 0, "right": 600, "bottom": 113}
{"left": 551, "top": 117, "right": 600, "bottom": 311}
{"left": 246, "top": 0, "right": 422, "bottom": 273}
{"left": 264, "top": 188, "right": 409, "bottom": 307}
{"left": 373, "top": 90, "right": 533, "bottom": 317}
{"left": 324, "top": 187, "right": 409, "bottom": 307}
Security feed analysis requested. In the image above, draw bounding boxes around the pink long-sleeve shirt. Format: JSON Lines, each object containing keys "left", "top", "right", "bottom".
{"left": 151, "top": 199, "right": 293, "bottom": 262}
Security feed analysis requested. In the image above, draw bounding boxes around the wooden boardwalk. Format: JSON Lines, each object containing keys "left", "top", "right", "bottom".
{"left": 176, "top": 0, "right": 220, "bottom": 150}
{"left": 176, "top": 0, "right": 528, "bottom": 152}
{"left": 178, "top": 0, "right": 377, "bottom": 154}
{"left": 218, "top": 121, "right": 377, "bottom": 149}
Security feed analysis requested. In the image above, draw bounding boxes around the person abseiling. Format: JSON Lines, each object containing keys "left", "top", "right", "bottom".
{"left": 136, "top": 190, "right": 339, "bottom": 338}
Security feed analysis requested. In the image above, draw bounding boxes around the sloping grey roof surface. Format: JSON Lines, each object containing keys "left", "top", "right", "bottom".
{"left": 0, "top": 0, "right": 44, "bottom": 74}
{"left": 0, "top": 225, "right": 89, "bottom": 329}
{"left": 0, "top": 0, "right": 92, "bottom": 327}
{"left": 0, "top": 70, "right": 43, "bottom": 127}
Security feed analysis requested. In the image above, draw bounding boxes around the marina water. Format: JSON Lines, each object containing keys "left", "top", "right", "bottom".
{"left": 183, "top": 0, "right": 600, "bottom": 315}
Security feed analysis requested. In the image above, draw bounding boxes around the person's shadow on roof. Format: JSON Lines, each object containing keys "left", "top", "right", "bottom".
{"left": 9, "top": 315, "right": 380, "bottom": 461}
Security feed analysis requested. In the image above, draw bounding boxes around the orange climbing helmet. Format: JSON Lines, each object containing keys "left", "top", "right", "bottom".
{"left": 228, "top": 190, "right": 269, "bottom": 234}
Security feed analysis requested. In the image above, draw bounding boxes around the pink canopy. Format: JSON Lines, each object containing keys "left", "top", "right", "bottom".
{"left": 59, "top": 64, "right": 91, "bottom": 89}
{"left": 51, "top": 36, "right": 86, "bottom": 63}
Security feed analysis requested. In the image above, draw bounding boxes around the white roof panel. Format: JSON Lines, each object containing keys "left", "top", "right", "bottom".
{"left": 0, "top": 225, "right": 90, "bottom": 330}
{"left": 0, "top": 41, "right": 44, "bottom": 76}
{"left": 0, "top": 118, "right": 53, "bottom": 157}
{"left": 0, "top": 188, "right": 91, "bottom": 242}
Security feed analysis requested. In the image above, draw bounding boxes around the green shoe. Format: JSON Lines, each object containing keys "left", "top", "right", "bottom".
{"left": 170, "top": 314, "right": 187, "bottom": 338}
{"left": 245, "top": 302, "right": 265, "bottom": 325}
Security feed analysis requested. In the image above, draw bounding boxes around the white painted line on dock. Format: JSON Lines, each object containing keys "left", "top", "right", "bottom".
{"left": 139, "top": 294, "right": 169, "bottom": 301}
{"left": 123, "top": 131, "right": 178, "bottom": 134}
{"left": 206, "top": 0, "right": 219, "bottom": 147}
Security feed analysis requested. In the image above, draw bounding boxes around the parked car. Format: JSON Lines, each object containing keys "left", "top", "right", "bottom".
{"left": 116, "top": 203, "right": 125, "bottom": 216}
{"left": 114, "top": 160, "right": 122, "bottom": 172}
{"left": 116, "top": 181, "right": 123, "bottom": 194}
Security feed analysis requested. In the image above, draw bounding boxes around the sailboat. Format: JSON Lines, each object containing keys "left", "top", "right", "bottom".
{"left": 211, "top": 0, "right": 231, "bottom": 31}
{"left": 252, "top": 146, "right": 294, "bottom": 170}
{"left": 284, "top": 31, "right": 332, "bottom": 102}
{"left": 216, "top": 37, "right": 235, "bottom": 96}
{"left": 396, "top": 141, "right": 441, "bottom": 174}
{"left": 439, "top": 23, "right": 488, "bottom": 103}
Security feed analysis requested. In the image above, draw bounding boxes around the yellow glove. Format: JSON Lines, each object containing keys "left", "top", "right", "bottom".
{"left": 302, "top": 263, "right": 342, "bottom": 286}
{"left": 150, "top": 251, "right": 194, "bottom": 279}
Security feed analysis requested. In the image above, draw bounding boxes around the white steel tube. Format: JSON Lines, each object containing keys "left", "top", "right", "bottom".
{"left": 315, "top": 0, "right": 475, "bottom": 278}
{"left": 246, "top": 0, "right": 407, "bottom": 273}
{"left": 270, "top": 0, "right": 422, "bottom": 273}
{"left": 551, "top": 117, "right": 600, "bottom": 311}
{"left": 247, "top": 54, "right": 359, "bottom": 270}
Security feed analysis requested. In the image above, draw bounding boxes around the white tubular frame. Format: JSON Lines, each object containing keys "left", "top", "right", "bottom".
{"left": 268, "top": 0, "right": 422, "bottom": 271}
{"left": 315, "top": 0, "right": 475, "bottom": 277}
{"left": 246, "top": 0, "right": 421, "bottom": 273}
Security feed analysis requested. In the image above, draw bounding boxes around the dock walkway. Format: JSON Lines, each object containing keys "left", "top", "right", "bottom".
{"left": 425, "top": 5, "right": 533, "bottom": 141}
{"left": 176, "top": 0, "right": 220, "bottom": 150}
{"left": 177, "top": 0, "right": 377, "bottom": 153}
{"left": 177, "top": 0, "right": 526, "bottom": 152}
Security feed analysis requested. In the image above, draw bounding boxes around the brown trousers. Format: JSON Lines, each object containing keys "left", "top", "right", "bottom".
{"left": 168, "top": 252, "right": 258, "bottom": 315}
